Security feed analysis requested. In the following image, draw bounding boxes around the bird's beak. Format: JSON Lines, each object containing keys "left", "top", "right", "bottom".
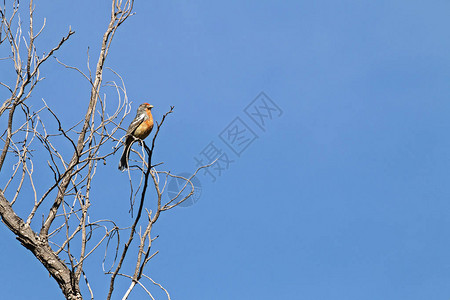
{"left": 149, "top": 105, "right": 154, "bottom": 109}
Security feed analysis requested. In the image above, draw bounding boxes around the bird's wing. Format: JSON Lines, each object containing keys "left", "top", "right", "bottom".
{"left": 126, "top": 113, "right": 145, "bottom": 136}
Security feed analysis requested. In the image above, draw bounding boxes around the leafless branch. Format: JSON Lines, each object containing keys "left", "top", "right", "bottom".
{"left": 0, "top": 1, "right": 212, "bottom": 299}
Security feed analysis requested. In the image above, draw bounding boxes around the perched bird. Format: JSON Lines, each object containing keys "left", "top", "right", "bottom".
{"left": 118, "top": 103, "right": 154, "bottom": 171}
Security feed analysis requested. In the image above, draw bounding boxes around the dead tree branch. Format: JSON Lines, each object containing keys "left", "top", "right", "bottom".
{"left": 0, "top": 1, "right": 210, "bottom": 299}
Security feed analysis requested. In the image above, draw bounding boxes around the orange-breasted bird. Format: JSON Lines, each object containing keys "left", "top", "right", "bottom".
{"left": 118, "top": 103, "right": 154, "bottom": 171}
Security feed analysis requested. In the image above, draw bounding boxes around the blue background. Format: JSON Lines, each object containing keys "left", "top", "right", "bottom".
{"left": 1, "top": 0, "right": 450, "bottom": 299}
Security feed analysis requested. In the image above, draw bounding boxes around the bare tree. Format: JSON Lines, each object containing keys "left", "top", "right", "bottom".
{"left": 0, "top": 1, "right": 208, "bottom": 299}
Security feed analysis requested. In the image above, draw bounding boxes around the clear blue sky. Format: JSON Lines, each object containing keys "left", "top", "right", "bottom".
{"left": 1, "top": 0, "right": 450, "bottom": 299}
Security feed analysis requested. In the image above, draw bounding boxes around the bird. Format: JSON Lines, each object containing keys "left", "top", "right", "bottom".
{"left": 118, "top": 103, "right": 154, "bottom": 171}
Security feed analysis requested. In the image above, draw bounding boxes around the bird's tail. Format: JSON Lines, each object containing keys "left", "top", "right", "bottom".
{"left": 118, "top": 140, "right": 131, "bottom": 171}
